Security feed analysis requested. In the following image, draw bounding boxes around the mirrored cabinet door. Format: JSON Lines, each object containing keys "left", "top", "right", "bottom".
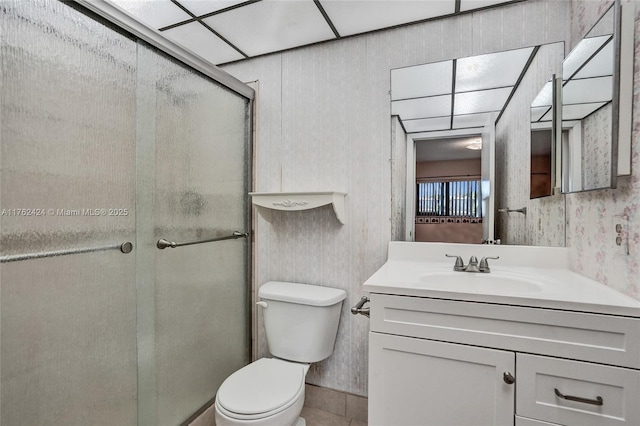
{"left": 560, "top": 0, "right": 633, "bottom": 193}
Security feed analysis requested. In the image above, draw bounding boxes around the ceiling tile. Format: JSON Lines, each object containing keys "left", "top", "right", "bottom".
{"left": 163, "top": 22, "right": 245, "bottom": 64}
{"left": 562, "top": 35, "right": 609, "bottom": 80}
{"left": 108, "top": 0, "right": 192, "bottom": 29}
{"left": 202, "top": 0, "right": 335, "bottom": 57}
{"left": 452, "top": 112, "right": 492, "bottom": 129}
{"left": 403, "top": 117, "right": 451, "bottom": 133}
{"left": 540, "top": 108, "right": 553, "bottom": 122}
{"left": 562, "top": 76, "right": 612, "bottom": 105}
{"left": 562, "top": 102, "right": 607, "bottom": 121}
{"left": 459, "top": 0, "right": 515, "bottom": 12}
{"left": 391, "top": 95, "right": 452, "bottom": 120}
{"left": 454, "top": 87, "right": 511, "bottom": 115}
{"left": 455, "top": 47, "right": 533, "bottom": 92}
{"left": 320, "top": 0, "right": 456, "bottom": 37}
{"left": 574, "top": 39, "right": 613, "bottom": 79}
{"left": 391, "top": 61, "right": 453, "bottom": 101}
{"left": 531, "top": 81, "right": 553, "bottom": 108}
{"left": 178, "top": 0, "right": 246, "bottom": 17}
{"left": 531, "top": 106, "right": 551, "bottom": 122}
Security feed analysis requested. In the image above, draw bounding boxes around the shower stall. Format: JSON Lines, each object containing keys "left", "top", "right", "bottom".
{"left": 0, "top": 1, "right": 252, "bottom": 424}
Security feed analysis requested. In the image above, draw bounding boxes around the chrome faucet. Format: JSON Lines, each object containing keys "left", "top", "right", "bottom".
{"left": 479, "top": 256, "right": 500, "bottom": 273}
{"left": 445, "top": 254, "right": 465, "bottom": 271}
{"left": 465, "top": 256, "right": 480, "bottom": 272}
{"left": 445, "top": 255, "right": 499, "bottom": 273}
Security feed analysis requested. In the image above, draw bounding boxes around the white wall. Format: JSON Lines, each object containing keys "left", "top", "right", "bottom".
{"left": 222, "top": 0, "right": 569, "bottom": 396}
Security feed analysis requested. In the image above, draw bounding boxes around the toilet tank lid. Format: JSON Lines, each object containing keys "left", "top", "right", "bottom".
{"left": 259, "top": 281, "right": 346, "bottom": 306}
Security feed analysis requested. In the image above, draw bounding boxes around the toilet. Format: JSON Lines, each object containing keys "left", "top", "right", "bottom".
{"left": 214, "top": 281, "right": 347, "bottom": 426}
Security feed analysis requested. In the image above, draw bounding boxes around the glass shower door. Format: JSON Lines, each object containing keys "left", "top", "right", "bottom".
{"left": 1, "top": 1, "right": 138, "bottom": 424}
{"left": 135, "top": 43, "right": 250, "bottom": 426}
{"left": 1, "top": 1, "right": 251, "bottom": 425}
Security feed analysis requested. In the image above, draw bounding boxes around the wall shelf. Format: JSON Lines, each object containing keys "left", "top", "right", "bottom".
{"left": 249, "top": 192, "right": 347, "bottom": 224}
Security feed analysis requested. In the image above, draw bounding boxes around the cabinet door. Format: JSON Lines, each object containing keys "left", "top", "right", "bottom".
{"left": 369, "top": 332, "right": 515, "bottom": 426}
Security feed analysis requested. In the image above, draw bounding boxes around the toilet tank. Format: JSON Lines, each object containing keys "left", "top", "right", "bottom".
{"left": 258, "top": 281, "right": 347, "bottom": 363}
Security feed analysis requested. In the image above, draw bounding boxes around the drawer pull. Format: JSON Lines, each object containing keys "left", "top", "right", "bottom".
{"left": 554, "top": 388, "right": 603, "bottom": 406}
{"left": 503, "top": 371, "right": 515, "bottom": 384}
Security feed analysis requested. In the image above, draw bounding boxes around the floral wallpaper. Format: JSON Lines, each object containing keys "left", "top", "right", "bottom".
{"left": 581, "top": 104, "right": 613, "bottom": 191}
{"left": 498, "top": 0, "right": 640, "bottom": 302}
{"left": 565, "top": 0, "right": 639, "bottom": 300}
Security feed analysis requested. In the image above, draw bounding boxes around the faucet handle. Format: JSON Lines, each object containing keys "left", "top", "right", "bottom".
{"left": 479, "top": 256, "right": 500, "bottom": 272}
{"left": 445, "top": 254, "right": 464, "bottom": 271}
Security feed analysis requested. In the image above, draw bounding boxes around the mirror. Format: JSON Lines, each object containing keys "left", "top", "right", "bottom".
{"left": 392, "top": 44, "right": 565, "bottom": 246}
{"left": 529, "top": 76, "right": 561, "bottom": 199}
{"left": 560, "top": 4, "right": 616, "bottom": 193}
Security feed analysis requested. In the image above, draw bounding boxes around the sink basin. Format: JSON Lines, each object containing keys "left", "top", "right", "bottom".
{"left": 417, "top": 271, "right": 543, "bottom": 294}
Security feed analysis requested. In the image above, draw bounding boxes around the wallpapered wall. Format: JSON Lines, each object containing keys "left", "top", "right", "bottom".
{"left": 494, "top": 42, "right": 566, "bottom": 247}
{"left": 223, "top": 1, "right": 570, "bottom": 396}
{"left": 564, "top": 0, "right": 640, "bottom": 300}
{"left": 391, "top": 116, "right": 407, "bottom": 242}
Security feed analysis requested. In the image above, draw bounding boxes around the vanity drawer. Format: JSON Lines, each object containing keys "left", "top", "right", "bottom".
{"left": 516, "top": 354, "right": 640, "bottom": 425}
{"left": 370, "top": 294, "right": 640, "bottom": 368}
{"left": 515, "top": 416, "right": 559, "bottom": 426}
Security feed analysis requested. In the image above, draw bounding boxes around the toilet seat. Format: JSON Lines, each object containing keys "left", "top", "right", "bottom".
{"left": 216, "top": 358, "right": 306, "bottom": 421}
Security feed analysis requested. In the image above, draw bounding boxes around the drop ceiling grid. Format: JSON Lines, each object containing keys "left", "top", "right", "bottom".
{"left": 575, "top": 40, "right": 613, "bottom": 78}
{"left": 178, "top": 0, "right": 246, "bottom": 17}
{"left": 391, "top": 45, "right": 535, "bottom": 134}
{"left": 106, "top": 0, "right": 533, "bottom": 67}
{"left": 162, "top": 21, "right": 245, "bottom": 64}
{"left": 320, "top": 0, "right": 457, "bottom": 37}
{"left": 201, "top": 1, "right": 335, "bottom": 57}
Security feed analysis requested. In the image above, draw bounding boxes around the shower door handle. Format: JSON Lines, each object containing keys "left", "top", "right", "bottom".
{"left": 157, "top": 231, "right": 248, "bottom": 249}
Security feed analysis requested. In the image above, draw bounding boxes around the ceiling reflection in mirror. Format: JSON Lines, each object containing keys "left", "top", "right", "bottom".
{"left": 391, "top": 47, "right": 535, "bottom": 135}
{"left": 392, "top": 43, "right": 568, "bottom": 247}
{"left": 561, "top": 5, "right": 616, "bottom": 193}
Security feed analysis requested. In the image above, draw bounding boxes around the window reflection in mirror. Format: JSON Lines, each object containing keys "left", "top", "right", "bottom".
{"left": 415, "top": 137, "right": 484, "bottom": 244}
{"left": 390, "top": 48, "right": 535, "bottom": 244}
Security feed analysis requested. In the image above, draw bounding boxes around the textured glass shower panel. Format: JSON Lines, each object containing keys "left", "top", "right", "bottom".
{"left": 1, "top": 1, "right": 137, "bottom": 424}
{"left": 136, "top": 43, "right": 249, "bottom": 425}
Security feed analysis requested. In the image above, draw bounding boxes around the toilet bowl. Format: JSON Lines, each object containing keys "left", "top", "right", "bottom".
{"left": 214, "top": 358, "right": 309, "bottom": 426}
{"left": 214, "top": 281, "right": 346, "bottom": 426}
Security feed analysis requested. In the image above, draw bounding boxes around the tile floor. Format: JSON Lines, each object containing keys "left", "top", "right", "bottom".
{"left": 193, "top": 405, "right": 366, "bottom": 426}
{"left": 190, "top": 384, "right": 368, "bottom": 426}
{"left": 302, "top": 384, "right": 368, "bottom": 426}
{"left": 301, "top": 406, "right": 367, "bottom": 426}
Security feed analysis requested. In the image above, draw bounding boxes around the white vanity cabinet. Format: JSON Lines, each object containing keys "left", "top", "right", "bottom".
{"left": 368, "top": 294, "right": 640, "bottom": 426}
{"left": 370, "top": 332, "right": 515, "bottom": 425}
